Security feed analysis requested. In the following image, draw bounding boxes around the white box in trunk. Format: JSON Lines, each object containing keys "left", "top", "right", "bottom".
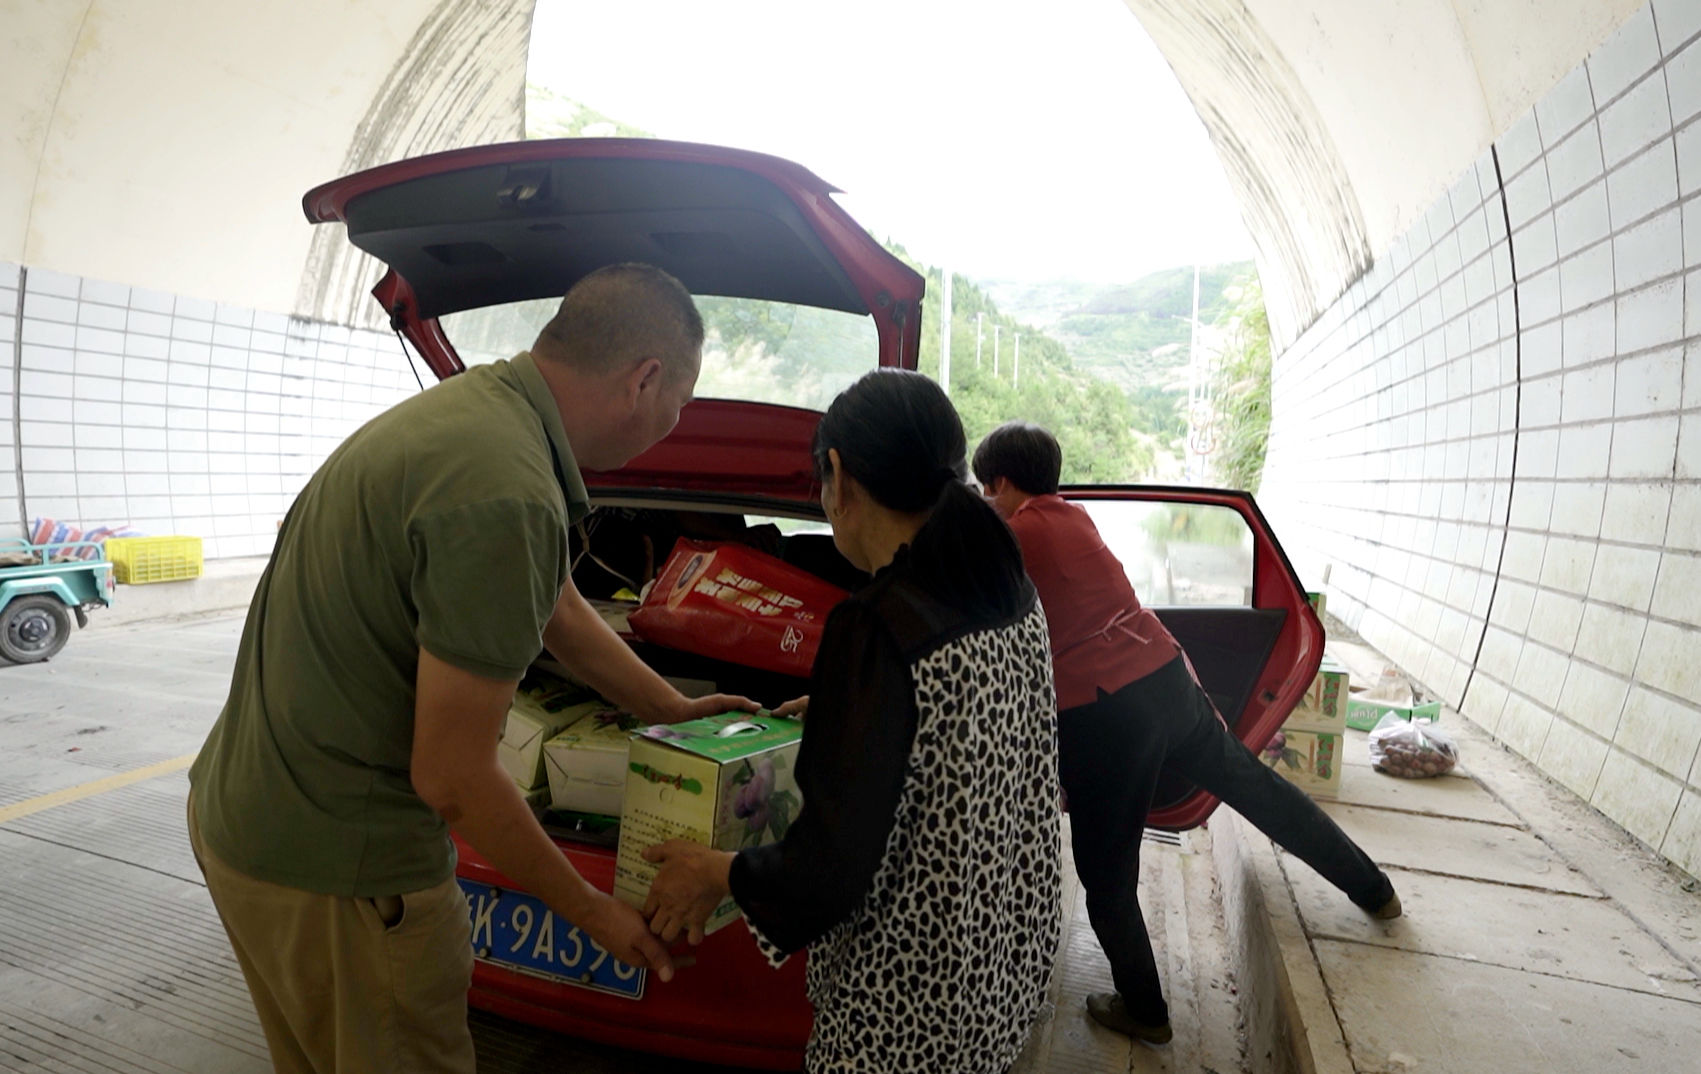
{"left": 544, "top": 708, "right": 644, "bottom": 816}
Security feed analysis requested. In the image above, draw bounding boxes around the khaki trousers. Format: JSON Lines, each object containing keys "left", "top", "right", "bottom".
{"left": 188, "top": 795, "right": 476, "bottom": 1073}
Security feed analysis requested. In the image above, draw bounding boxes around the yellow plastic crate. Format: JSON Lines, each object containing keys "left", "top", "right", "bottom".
{"left": 105, "top": 536, "right": 204, "bottom": 584}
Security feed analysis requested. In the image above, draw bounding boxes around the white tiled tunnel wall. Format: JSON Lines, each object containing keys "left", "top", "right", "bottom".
{"left": 1262, "top": 0, "right": 1701, "bottom": 881}
{"left": 1263, "top": 151, "right": 1519, "bottom": 715}
{"left": 5, "top": 265, "right": 416, "bottom": 559}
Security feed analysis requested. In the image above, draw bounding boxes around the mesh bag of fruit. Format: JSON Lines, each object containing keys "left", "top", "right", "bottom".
{"left": 1367, "top": 711, "right": 1459, "bottom": 778}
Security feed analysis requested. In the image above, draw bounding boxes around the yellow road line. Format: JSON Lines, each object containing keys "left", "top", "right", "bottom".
{"left": 0, "top": 752, "right": 197, "bottom": 825}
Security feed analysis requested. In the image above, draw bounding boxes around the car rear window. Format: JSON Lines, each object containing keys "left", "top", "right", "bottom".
{"left": 440, "top": 297, "right": 878, "bottom": 412}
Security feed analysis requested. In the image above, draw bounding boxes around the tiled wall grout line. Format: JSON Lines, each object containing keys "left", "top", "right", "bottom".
{"left": 13, "top": 267, "right": 29, "bottom": 531}
{"left": 1460, "top": 147, "right": 1523, "bottom": 717}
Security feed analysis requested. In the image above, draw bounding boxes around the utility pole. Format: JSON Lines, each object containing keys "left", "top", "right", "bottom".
{"left": 1185, "top": 263, "right": 1203, "bottom": 481}
{"left": 939, "top": 265, "right": 952, "bottom": 395}
{"left": 1013, "top": 332, "right": 1020, "bottom": 391}
{"left": 993, "top": 324, "right": 1001, "bottom": 378}
{"left": 975, "top": 312, "right": 984, "bottom": 369}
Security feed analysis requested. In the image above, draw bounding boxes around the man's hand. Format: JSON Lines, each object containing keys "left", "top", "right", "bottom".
{"left": 544, "top": 582, "right": 757, "bottom": 724}
{"left": 772, "top": 695, "right": 809, "bottom": 720}
{"left": 575, "top": 891, "right": 677, "bottom": 982}
{"left": 661, "top": 692, "right": 760, "bottom": 724}
{"left": 641, "top": 841, "right": 735, "bottom": 946}
{"left": 411, "top": 650, "right": 677, "bottom": 981}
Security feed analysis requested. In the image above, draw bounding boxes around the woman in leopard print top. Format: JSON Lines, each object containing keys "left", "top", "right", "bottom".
{"left": 645, "top": 370, "right": 1062, "bottom": 1074}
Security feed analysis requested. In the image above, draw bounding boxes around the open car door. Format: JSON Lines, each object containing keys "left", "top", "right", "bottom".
{"left": 1063, "top": 486, "right": 1325, "bottom": 831}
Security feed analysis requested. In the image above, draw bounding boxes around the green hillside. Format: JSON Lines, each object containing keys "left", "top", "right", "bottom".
{"left": 521, "top": 85, "right": 1263, "bottom": 484}
{"left": 980, "top": 261, "right": 1255, "bottom": 396}
{"left": 899, "top": 252, "right": 1156, "bottom": 484}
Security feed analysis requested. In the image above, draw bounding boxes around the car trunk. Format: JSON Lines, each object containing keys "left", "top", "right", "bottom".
{"left": 552, "top": 496, "right": 1306, "bottom": 827}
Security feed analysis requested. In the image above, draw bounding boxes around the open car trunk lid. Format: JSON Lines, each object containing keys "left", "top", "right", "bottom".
{"left": 303, "top": 139, "right": 925, "bottom": 508}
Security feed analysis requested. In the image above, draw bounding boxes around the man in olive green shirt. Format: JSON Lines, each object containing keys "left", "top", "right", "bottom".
{"left": 188, "top": 264, "right": 749, "bottom": 1073}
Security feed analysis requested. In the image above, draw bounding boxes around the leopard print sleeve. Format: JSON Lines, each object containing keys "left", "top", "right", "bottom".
{"left": 748, "top": 919, "right": 792, "bottom": 969}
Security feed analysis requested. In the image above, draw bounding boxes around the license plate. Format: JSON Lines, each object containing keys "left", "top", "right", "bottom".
{"left": 459, "top": 879, "right": 645, "bottom": 1000}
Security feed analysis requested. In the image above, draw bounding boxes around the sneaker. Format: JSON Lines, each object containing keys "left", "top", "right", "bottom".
{"left": 1085, "top": 992, "right": 1173, "bottom": 1045}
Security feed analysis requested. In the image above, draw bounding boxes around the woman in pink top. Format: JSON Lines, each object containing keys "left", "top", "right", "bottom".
{"left": 973, "top": 421, "right": 1399, "bottom": 1045}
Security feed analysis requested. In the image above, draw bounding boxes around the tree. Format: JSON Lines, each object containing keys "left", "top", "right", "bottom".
{"left": 898, "top": 254, "right": 1154, "bottom": 484}
{"left": 1207, "top": 280, "right": 1272, "bottom": 493}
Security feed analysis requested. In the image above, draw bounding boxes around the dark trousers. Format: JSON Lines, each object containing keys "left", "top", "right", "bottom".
{"left": 1057, "top": 655, "right": 1392, "bottom": 1026}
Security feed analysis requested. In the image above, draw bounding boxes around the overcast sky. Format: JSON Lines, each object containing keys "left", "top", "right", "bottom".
{"left": 529, "top": 0, "right": 1253, "bottom": 285}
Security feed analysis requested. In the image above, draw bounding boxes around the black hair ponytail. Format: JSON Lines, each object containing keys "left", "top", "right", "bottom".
{"left": 909, "top": 475, "right": 1029, "bottom": 617}
{"left": 814, "top": 370, "right": 1029, "bottom": 618}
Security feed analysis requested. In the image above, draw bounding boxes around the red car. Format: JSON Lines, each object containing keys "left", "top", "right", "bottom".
{"left": 302, "top": 138, "right": 1323, "bottom": 1070}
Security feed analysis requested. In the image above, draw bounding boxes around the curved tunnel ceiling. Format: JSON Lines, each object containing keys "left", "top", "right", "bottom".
{"left": 1, "top": 0, "right": 1647, "bottom": 344}
{"left": 1122, "top": 0, "right": 1644, "bottom": 346}
{"left": 0, "top": 0, "right": 535, "bottom": 326}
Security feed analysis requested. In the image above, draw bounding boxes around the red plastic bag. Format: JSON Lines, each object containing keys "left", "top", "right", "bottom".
{"left": 628, "top": 539, "right": 849, "bottom": 677}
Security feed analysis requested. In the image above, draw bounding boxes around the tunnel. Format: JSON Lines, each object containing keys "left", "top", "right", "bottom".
{"left": 2, "top": 6, "right": 1698, "bottom": 1066}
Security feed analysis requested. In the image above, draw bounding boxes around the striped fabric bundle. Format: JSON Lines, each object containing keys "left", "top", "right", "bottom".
{"left": 28, "top": 518, "right": 142, "bottom": 560}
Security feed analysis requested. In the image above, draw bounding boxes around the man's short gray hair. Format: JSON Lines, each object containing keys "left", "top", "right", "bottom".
{"left": 535, "top": 263, "right": 704, "bottom": 379}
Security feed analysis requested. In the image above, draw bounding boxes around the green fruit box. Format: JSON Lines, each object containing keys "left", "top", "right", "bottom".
{"left": 614, "top": 711, "right": 803, "bottom": 935}
{"left": 1259, "top": 727, "right": 1342, "bottom": 798}
{"left": 1346, "top": 697, "right": 1443, "bottom": 732}
{"left": 1284, "top": 655, "right": 1349, "bottom": 733}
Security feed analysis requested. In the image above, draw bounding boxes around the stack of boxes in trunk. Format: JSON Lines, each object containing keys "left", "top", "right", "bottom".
{"left": 497, "top": 670, "right": 721, "bottom": 816}
{"left": 497, "top": 673, "right": 601, "bottom": 809}
{"left": 494, "top": 667, "right": 803, "bottom": 931}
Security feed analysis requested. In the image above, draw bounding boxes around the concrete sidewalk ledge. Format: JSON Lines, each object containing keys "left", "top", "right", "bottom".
{"left": 1211, "top": 647, "right": 1701, "bottom": 1073}
{"left": 85, "top": 555, "right": 267, "bottom": 631}
{"left": 1213, "top": 807, "right": 1355, "bottom": 1074}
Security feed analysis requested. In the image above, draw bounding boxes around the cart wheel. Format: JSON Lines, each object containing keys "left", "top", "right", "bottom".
{"left": 0, "top": 596, "right": 72, "bottom": 663}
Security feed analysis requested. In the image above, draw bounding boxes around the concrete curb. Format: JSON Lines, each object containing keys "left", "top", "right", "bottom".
{"left": 83, "top": 556, "right": 266, "bottom": 631}
{"left": 1212, "top": 808, "right": 1356, "bottom": 1074}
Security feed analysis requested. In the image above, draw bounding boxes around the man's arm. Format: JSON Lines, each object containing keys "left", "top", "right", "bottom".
{"left": 541, "top": 578, "right": 756, "bottom": 723}
{"left": 409, "top": 647, "right": 674, "bottom": 980}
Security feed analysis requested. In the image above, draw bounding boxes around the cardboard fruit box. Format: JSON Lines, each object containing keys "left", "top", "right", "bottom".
{"left": 498, "top": 683, "right": 602, "bottom": 792}
{"left": 1285, "top": 654, "right": 1349, "bottom": 734}
{"left": 543, "top": 707, "right": 645, "bottom": 817}
{"left": 1259, "top": 726, "right": 1342, "bottom": 799}
{"left": 613, "top": 711, "right": 803, "bottom": 935}
{"left": 1346, "top": 696, "right": 1443, "bottom": 732}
